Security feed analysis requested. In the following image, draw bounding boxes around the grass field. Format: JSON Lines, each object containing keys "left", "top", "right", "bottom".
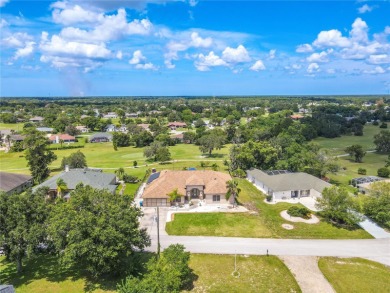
{"left": 166, "top": 213, "right": 273, "bottom": 238}
{"left": 0, "top": 256, "right": 117, "bottom": 293}
{"left": 184, "top": 254, "right": 301, "bottom": 293}
{"left": 0, "top": 123, "right": 24, "bottom": 131}
{"left": 0, "top": 254, "right": 301, "bottom": 293}
{"left": 318, "top": 257, "right": 390, "bottom": 293}
{"left": 166, "top": 179, "right": 372, "bottom": 239}
{"left": 313, "top": 124, "right": 382, "bottom": 155}
{"left": 328, "top": 152, "right": 388, "bottom": 185}
{"left": 0, "top": 143, "right": 229, "bottom": 175}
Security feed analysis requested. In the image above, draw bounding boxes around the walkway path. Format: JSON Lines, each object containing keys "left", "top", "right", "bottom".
{"left": 280, "top": 256, "right": 335, "bottom": 293}
{"left": 359, "top": 216, "right": 390, "bottom": 239}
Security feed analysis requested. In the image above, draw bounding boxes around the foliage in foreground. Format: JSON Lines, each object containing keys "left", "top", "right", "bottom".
{"left": 316, "top": 186, "right": 362, "bottom": 228}
{"left": 287, "top": 206, "right": 311, "bottom": 219}
{"left": 118, "top": 244, "right": 192, "bottom": 293}
{"left": 60, "top": 150, "right": 88, "bottom": 170}
{"left": 0, "top": 188, "right": 49, "bottom": 273}
{"left": 48, "top": 185, "right": 150, "bottom": 277}
{"left": 363, "top": 181, "right": 390, "bottom": 229}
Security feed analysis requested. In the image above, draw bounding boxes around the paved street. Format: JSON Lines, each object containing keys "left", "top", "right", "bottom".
{"left": 141, "top": 208, "right": 390, "bottom": 267}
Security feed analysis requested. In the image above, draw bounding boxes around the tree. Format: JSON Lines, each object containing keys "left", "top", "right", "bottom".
{"left": 115, "top": 167, "right": 125, "bottom": 180}
{"left": 198, "top": 130, "right": 226, "bottom": 155}
{"left": 374, "top": 130, "right": 390, "bottom": 153}
{"left": 61, "top": 150, "right": 88, "bottom": 170}
{"left": 377, "top": 167, "right": 390, "bottom": 178}
{"left": 0, "top": 188, "right": 49, "bottom": 273}
{"left": 133, "top": 160, "right": 138, "bottom": 168}
{"left": 118, "top": 244, "right": 191, "bottom": 293}
{"left": 133, "top": 130, "right": 153, "bottom": 147}
{"left": 345, "top": 144, "right": 366, "bottom": 162}
{"left": 167, "top": 188, "right": 182, "bottom": 203}
{"left": 156, "top": 147, "right": 171, "bottom": 164}
{"left": 24, "top": 130, "right": 57, "bottom": 184}
{"left": 315, "top": 187, "right": 361, "bottom": 227}
{"left": 48, "top": 185, "right": 150, "bottom": 277}
{"left": 112, "top": 132, "right": 131, "bottom": 148}
{"left": 56, "top": 178, "right": 68, "bottom": 198}
{"left": 225, "top": 180, "right": 241, "bottom": 207}
{"left": 144, "top": 141, "right": 171, "bottom": 163}
{"left": 65, "top": 125, "right": 81, "bottom": 136}
{"left": 363, "top": 181, "right": 390, "bottom": 229}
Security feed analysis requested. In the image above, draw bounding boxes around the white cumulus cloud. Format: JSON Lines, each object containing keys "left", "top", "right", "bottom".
{"left": 221, "top": 45, "right": 251, "bottom": 63}
{"left": 306, "top": 49, "right": 333, "bottom": 63}
{"left": 358, "top": 4, "right": 374, "bottom": 14}
{"left": 0, "top": 0, "right": 9, "bottom": 7}
{"left": 307, "top": 62, "right": 320, "bottom": 73}
{"left": 14, "top": 41, "right": 35, "bottom": 60}
{"left": 250, "top": 60, "right": 266, "bottom": 71}
{"left": 52, "top": 4, "right": 104, "bottom": 25}
{"left": 194, "top": 51, "right": 227, "bottom": 71}
{"left": 363, "top": 66, "right": 385, "bottom": 74}
{"left": 129, "top": 50, "right": 157, "bottom": 70}
{"left": 296, "top": 43, "right": 313, "bottom": 53}
{"left": 313, "top": 29, "right": 350, "bottom": 48}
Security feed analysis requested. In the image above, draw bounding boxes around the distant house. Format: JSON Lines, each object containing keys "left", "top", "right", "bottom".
{"left": 126, "top": 112, "right": 139, "bottom": 118}
{"left": 9, "top": 134, "right": 25, "bottom": 142}
{"left": 170, "top": 133, "right": 184, "bottom": 142}
{"left": 118, "top": 125, "right": 127, "bottom": 133}
{"left": 0, "top": 172, "right": 33, "bottom": 195}
{"left": 36, "top": 127, "right": 54, "bottom": 133}
{"left": 246, "top": 168, "right": 332, "bottom": 201}
{"left": 105, "top": 124, "right": 117, "bottom": 132}
{"left": 75, "top": 125, "right": 89, "bottom": 133}
{"left": 103, "top": 112, "right": 118, "bottom": 119}
{"left": 89, "top": 132, "right": 113, "bottom": 143}
{"left": 142, "top": 170, "right": 232, "bottom": 207}
{"left": 168, "top": 121, "right": 187, "bottom": 130}
{"left": 290, "top": 114, "right": 304, "bottom": 120}
{"left": 29, "top": 116, "right": 44, "bottom": 123}
{"left": 138, "top": 124, "right": 150, "bottom": 131}
{"left": 358, "top": 179, "right": 390, "bottom": 194}
{"left": 33, "top": 168, "right": 117, "bottom": 199}
{"left": 80, "top": 114, "right": 90, "bottom": 119}
{"left": 49, "top": 134, "right": 76, "bottom": 144}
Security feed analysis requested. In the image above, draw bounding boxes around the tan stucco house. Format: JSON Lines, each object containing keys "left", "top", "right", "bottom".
{"left": 142, "top": 170, "right": 232, "bottom": 207}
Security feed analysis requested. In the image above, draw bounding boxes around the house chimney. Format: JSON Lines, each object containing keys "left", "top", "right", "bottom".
{"left": 65, "top": 165, "right": 69, "bottom": 172}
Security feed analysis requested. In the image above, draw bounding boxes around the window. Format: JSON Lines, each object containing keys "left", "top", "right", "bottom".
{"left": 212, "top": 195, "right": 220, "bottom": 202}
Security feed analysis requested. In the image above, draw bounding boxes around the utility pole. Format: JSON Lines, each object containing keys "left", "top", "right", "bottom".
{"left": 156, "top": 206, "right": 160, "bottom": 258}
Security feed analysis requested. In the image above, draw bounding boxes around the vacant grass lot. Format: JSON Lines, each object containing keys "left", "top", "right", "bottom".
{"left": 166, "top": 179, "right": 372, "bottom": 239}
{"left": 185, "top": 254, "right": 301, "bottom": 293}
{"left": 0, "top": 256, "right": 117, "bottom": 293}
{"left": 0, "top": 143, "right": 229, "bottom": 175}
{"left": 329, "top": 152, "right": 388, "bottom": 185}
{"left": 318, "top": 257, "right": 390, "bottom": 293}
{"left": 166, "top": 213, "right": 273, "bottom": 237}
{"left": 313, "top": 124, "right": 381, "bottom": 155}
{"left": 0, "top": 123, "right": 24, "bottom": 131}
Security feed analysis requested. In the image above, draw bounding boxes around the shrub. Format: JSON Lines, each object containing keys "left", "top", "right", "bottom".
{"left": 358, "top": 168, "right": 367, "bottom": 175}
{"left": 123, "top": 174, "right": 139, "bottom": 183}
{"left": 379, "top": 122, "right": 388, "bottom": 129}
{"left": 233, "top": 168, "right": 246, "bottom": 178}
{"left": 373, "top": 120, "right": 379, "bottom": 126}
{"left": 377, "top": 167, "right": 390, "bottom": 178}
{"left": 287, "top": 206, "right": 311, "bottom": 219}
{"left": 266, "top": 195, "right": 273, "bottom": 202}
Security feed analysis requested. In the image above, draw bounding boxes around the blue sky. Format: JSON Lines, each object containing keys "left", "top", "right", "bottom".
{"left": 1, "top": 0, "right": 389, "bottom": 96}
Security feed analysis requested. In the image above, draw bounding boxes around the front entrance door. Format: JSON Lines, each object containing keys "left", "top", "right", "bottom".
{"left": 291, "top": 190, "right": 299, "bottom": 198}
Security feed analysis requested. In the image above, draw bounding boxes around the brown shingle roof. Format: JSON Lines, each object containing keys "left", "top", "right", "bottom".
{"left": 142, "top": 170, "right": 231, "bottom": 199}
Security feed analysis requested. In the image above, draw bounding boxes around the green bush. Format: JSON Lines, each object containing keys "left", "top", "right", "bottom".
{"left": 287, "top": 206, "right": 311, "bottom": 219}
{"left": 379, "top": 122, "right": 388, "bottom": 129}
{"left": 358, "top": 168, "right": 367, "bottom": 175}
{"left": 266, "top": 195, "right": 273, "bottom": 202}
{"left": 377, "top": 167, "right": 390, "bottom": 178}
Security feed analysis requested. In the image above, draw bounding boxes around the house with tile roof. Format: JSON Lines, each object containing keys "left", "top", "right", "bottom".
{"left": 142, "top": 170, "right": 232, "bottom": 207}
{"left": 49, "top": 134, "right": 76, "bottom": 144}
{"left": 0, "top": 172, "right": 33, "bottom": 195}
{"left": 33, "top": 168, "right": 117, "bottom": 199}
{"left": 246, "top": 168, "right": 331, "bottom": 201}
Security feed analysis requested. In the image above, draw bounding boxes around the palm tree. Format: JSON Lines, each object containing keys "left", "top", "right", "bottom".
{"left": 167, "top": 188, "right": 183, "bottom": 205}
{"left": 226, "top": 180, "right": 241, "bottom": 207}
{"left": 115, "top": 168, "right": 125, "bottom": 181}
{"left": 5, "top": 134, "right": 11, "bottom": 150}
{"left": 56, "top": 178, "right": 68, "bottom": 198}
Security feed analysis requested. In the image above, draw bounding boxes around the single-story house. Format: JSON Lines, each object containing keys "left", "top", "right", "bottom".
{"left": 75, "top": 125, "right": 89, "bottom": 133}
{"left": 33, "top": 168, "right": 117, "bottom": 199}
{"left": 29, "top": 116, "right": 44, "bottom": 123}
{"left": 49, "top": 134, "right": 76, "bottom": 144}
{"left": 103, "top": 112, "right": 118, "bottom": 119}
{"left": 290, "top": 114, "right": 304, "bottom": 120}
{"left": 9, "top": 134, "right": 25, "bottom": 142}
{"left": 357, "top": 179, "right": 390, "bottom": 194}
{"left": 0, "top": 172, "right": 33, "bottom": 195}
{"left": 170, "top": 133, "right": 184, "bottom": 142}
{"left": 138, "top": 124, "right": 150, "bottom": 131}
{"left": 118, "top": 125, "right": 127, "bottom": 133}
{"left": 168, "top": 121, "right": 187, "bottom": 130}
{"left": 37, "top": 127, "right": 54, "bottom": 133}
{"left": 142, "top": 170, "right": 232, "bottom": 207}
{"left": 105, "top": 124, "right": 117, "bottom": 132}
{"left": 89, "top": 132, "right": 113, "bottom": 143}
{"left": 246, "top": 168, "right": 332, "bottom": 201}
{"left": 126, "top": 112, "right": 139, "bottom": 118}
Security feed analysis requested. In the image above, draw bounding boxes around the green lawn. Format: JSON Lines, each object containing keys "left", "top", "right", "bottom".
{"left": 0, "top": 123, "right": 24, "bottom": 131}
{"left": 0, "top": 143, "right": 229, "bottom": 176}
{"left": 0, "top": 256, "right": 117, "bottom": 293}
{"left": 329, "top": 152, "right": 388, "bottom": 185}
{"left": 313, "top": 124, "right": 381, "bottom": 155}
{"left": 318, "top": 257, "right": 390, "bottom": 293}
{"left": 166, "top": 179, "right": 372, "bottom": 239}
{"left": 166, "top": 213, "right": 273, "bottom": 238}
{"left": 185, "top": 254, "right": 301, "bottom": 293}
